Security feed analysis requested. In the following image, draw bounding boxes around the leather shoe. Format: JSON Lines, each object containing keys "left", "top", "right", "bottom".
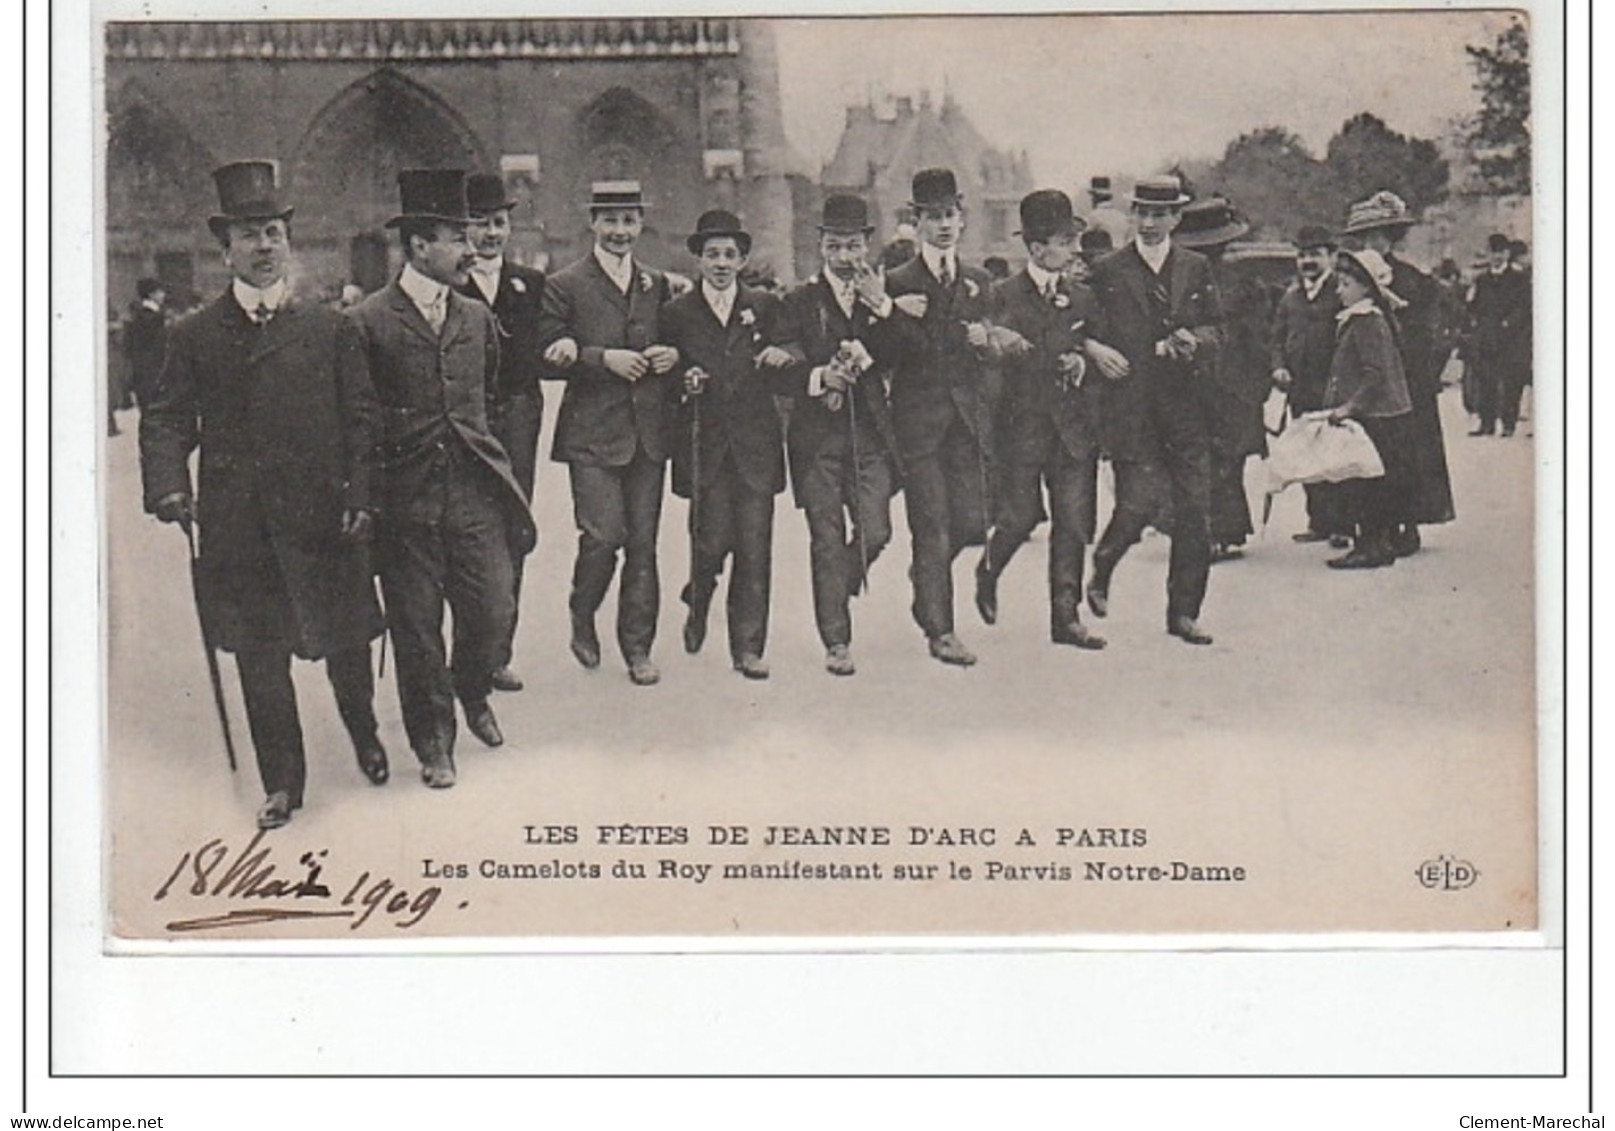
{"left": 353, "top": 732, "right": 390, "bottom": 785}
{"left": 1210, "top": 543, "right": 1244, "bottom": 563}
{"left": 1328, "top": 534, "right": 1352, "bottom": 549}
{"left": 1291, "top": 529, "right": 1330, "bottom": 544}
{"left": 490, "top": 666, "right": 524, "bottom": 693}
{"left": 682, "top": 595, "right": 710, "bottom": 655}
{"left": 570, "top": 614, "right": 601, "bottom": 670}
{"left": 733, "top": 654, "right": 770, "bottom": 680}
{"left": 627, "top": 654, "right": 661, "bottom": 686}
{"left": 464, "top": 700, "right": 504, "bottom": 748}
{"left": 1167, "top": 616, "right": 1214, "bottom": 645}
{"left": 1086, "top": 579, "right": 1110, "bottom": 619}
{"left": 928, "top": 633, "right": 977, "bottom": 666}
{"left": 1052, "top": 621, "right": 1107, "bottom": 650}
{"left": 1327, "top": 546, "right": 1395, "bottom": 570}
{"left": 825, "top": 645, "right": 856, "bottom": 677}
{"left": 1501, "top": 425, "right": 1516, "bottom": 437}
{"left": 1390, "top": 526, "right": 1421, "bottom": 558}
{"left": 974, "top": 561, "right": 998, "bottom": 626}
{"left": 1469, "top": 424, "right": 1495, "bottom": 436}
{"left": 256, "top": 790, "right": 295, "bottom": 830}
{"left": 420, "top": 750, "right": 457, "bottom": 789}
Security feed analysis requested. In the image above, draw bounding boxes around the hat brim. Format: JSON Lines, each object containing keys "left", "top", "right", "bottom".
{"left": 1176, "top": 220, "right": 1252, "bottom": 248}
{"left": 208, "top": 207, "right": 294, "bottom": 237}
{"left": 1013, "top": 218, "right": 1084, "bottom": 241}
{"left": 1129, "top": 193, "right": 1191, "bottom": 208}
{"left": 469, "top": 198, "right": 519, "bottom": 216}
{"left": 1339, "top": 216, "right": 1413, "bottom": 236}
{"left": 384, "top": 212, "right": 473, "bottom": 229}
{"left": 587, "top": 201, "right": 647, "bottom": 213}
{"left": 817, "top": 224, "right": 875, "bottom": 236}
{"left": 686, "top": 230, "right": 752, "bottom": 255}
{"left": 909, "top": 196, "right": 963, "bottom": 211}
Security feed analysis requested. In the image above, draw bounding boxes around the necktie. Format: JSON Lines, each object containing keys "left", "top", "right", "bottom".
{"left": 253, "top": 302, "right": 274, "bottom": 326}
{"left": 425, "top": 293, "right": 446, "bottom": 333}
{"left": 940, "top": 257, "right": 954, "bottom": 289}
{"left": 1044, "top": 278, "right": 1058, "bottom": 303}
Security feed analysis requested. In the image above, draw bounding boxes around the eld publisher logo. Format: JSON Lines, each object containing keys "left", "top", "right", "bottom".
{"left": 1417, "top": 855, "right": 1478, "bottom": 891}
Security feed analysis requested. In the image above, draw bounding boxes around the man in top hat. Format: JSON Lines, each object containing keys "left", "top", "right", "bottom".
{"left": 123, "top": 276, "right": 168, "bottom": 412}
{"left": 973, "top": 188, "right": 1107, "bottom": 650}
{"left": 1271, "top": 224, "right": 1350, "bottom": 545}
{"left": 1081, "top": 174, "right": 1226, "bottom": 644}
{"left": 538, "top": 180, "right": 681, "bottom": 686}
{"left": 1463, "top": 232, "right": 1532, "bottom": 437}
{"left": 883, "top": 167, "right": 1000, "bottom": 667}
{"left": 348, "top": 169, "right": 536, "bottom": 789}
{"left": 140, "top": 160, "right": 388, "bottom": 829}
{"left": 458, "top": 172, "right": 550, "bottom": 693}
{"left": 773, "top": 193, "right": 909, "bottom": 676}
{"left": 1174, "top": 196, "right": 1262, "bottom": 560}
{"left": 1339, "top": 190, "right": 1455, "bottom": 547}
{"left": 663, "top": 209, "right": 794, "bottom": 679}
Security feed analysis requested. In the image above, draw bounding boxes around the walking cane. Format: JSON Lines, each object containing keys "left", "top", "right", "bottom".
{"left": 688, "top": 376, "right": 703, "bottom": 607}
{"left": 846, "top": 382, "right": 872, "bottom": 597}
{"left": 184, "top": 523, "right": 238, "bottom": 773}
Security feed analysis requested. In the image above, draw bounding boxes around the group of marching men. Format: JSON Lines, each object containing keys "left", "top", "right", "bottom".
{"left": 137, "top": 160, "right": 1451, "bottom": 829}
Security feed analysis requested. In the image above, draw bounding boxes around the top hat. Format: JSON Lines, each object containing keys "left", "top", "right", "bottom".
{"left": 818, "top": 193, "right": 875, "bottom": 236}
{"left": 588, "top": 180, "right": 646, "bottom": 212}
{"left": 1294, "top": 224, "right": 1337, "bottom": 252}
{"left": 207, "top": 160, "right": 293, "bottom": 239}
{"left": 466, "top": 173, "right": 518, "bottom": 216}
{"left": 1340, "top": 190, "right": 1414, "bottom": 236}
{"left": 1173, "top": 196, "right": 1251, "bottom": 249}
{"left": 1089, "top": 175, "right": 1114, "bottom": 205}
{"left": 1129, "top": 175, "right": 1191, "bottom": 209}
{"left": 1487, "top": 232, "right": 1514, "bottom": 253}
{"left": 686, "top": 209, "right": 752, "bottom": 256}
{"left": 385, "top": 169, "right": 472, "bottom": 229}
{"left": 1015, "top": 189, "right": 1083, "bottom": 242}
{"left": 1337, "top": 247, "right": 1405, "bottom": 310}
{"left": 910, "top": 167, "right": 962, "bottom": 210}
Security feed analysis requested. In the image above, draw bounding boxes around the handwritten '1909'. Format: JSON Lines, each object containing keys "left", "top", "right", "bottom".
{"left": 153, "top": 830, "right": 448, "bottom": 931}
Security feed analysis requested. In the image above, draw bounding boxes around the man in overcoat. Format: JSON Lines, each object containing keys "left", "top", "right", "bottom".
{"left": 124, "top": 277, "right": 168, "bottom": 410}
{"left": 348, "top": 169, "right": 536, "bottom": 788}
{"left": 664, "top": 209, "right": 794, "bottom": 679}
{"left": 884, "top": 168, "right": 999, "bottom": 667}
{"left": 975, "top": 189, "right": 1106, "bottom": 650}
{"left": 458, "top": 173, "right": 549, "bottom": 693}
{"left": 538, "top": 180, "right": 681, "bottom": 686}
{"left": 140, "top": 160, "right": 387, "bottom": 829}
{"left": 774, "top": 194, "right": 910, "bottom": 676}
{"left": 1083, "top": 175, "right": 1226, "bottom": 645}
{"left": 1464, "top": 232, "right": 1532, "bottom": 438}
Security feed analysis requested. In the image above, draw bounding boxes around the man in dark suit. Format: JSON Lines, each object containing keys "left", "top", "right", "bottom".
{"left": 538, "top": 181, "right": 681, "bottom": 686}
{"left": 140, "top": 161, "right": 387, "bottom": 829}
{"left": 348, "top": 169, "right": 536, "bottom": 789}
{"left": 1271, "top": 224, "right": 1349, "bottom": 544}
{"left": 1083, "top": 175, "right": 1226, "bottom": 645}
{"left": 1464, "top": 232, "right": 1532, "bottom": 438}
{"left": 975, "top": 189, "right": 1106, "bottom": 650}
{"left": 664, "top": 210, "right": 793, "bottom": 679}
{"left": 774, "top": 194, "right": 911, "bottom": 676}
{"left": 459, "top": 173, "right": 549, "bottom": 693}
{"left": 124, "top": 277, "right": 168, "bottom": 410}
{"left": 884, "top": 168, "right": 999, "bottom": 667}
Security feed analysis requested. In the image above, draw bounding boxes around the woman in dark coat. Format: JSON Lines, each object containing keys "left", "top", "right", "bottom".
{"left": 1321, "top": 248, "right": 1417, "bottom": 570}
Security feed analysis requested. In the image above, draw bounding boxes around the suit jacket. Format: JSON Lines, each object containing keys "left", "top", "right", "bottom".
{"left": 347, "top": 279, "right": 536, "bottom": 556}
{"left": 663, "top": 283, "right": 789, "bottom": 499}
{"left": 1466, "top": 266, "right": 1531, "bottom": 375}
{"left": 774, "top": 274, "right": 903, "bottom": 508}
{"left": 139, "top": 290, "right": 383, "bottom": 657}
{"left": 1088, "top": 242, "right": 1225, "bottom": 462}
{"left": 124, "top": 303, "right": 168, "bottom": 405}
{"left": 1270, "top": 276, "right": 1343, "bottom": 414}
{"left": 883, "top": 253, "right": 998, "bottom": 461}
{"left": 989, "top": 269, "right": 1102, "bottom": 465}
{"left": 458, "top": 260, "right": 551, "bottom": 405}
{"left": 539, "top": 252, "right": 678, "bottom": 467}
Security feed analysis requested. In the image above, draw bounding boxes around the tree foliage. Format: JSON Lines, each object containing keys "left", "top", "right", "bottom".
{"left": 1325, "top": 112, "right": 1450, "bottom": 216}
{"left": 1464, "top": 17, "right": 1531, "bottom": 196}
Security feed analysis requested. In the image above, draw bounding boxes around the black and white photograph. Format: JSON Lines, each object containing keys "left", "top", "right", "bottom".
{"left": 39, "top": 0, "right": 1583, "bottom": 1099}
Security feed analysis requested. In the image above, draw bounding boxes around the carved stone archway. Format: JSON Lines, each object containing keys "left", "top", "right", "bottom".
{"left": 575, "top": 86, "right": 679, "bottom": 192}
{"left": 104, "top": 79, "right": 219, "bottom": 245}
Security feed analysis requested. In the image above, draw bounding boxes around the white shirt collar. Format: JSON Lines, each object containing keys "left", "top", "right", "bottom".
{"left": 702, "top": 280, "right": 737, "bottom": 323}
{"left": 399, "top": 262, "right": 449, "bottom": 316}
{"left": 1027, "top": 261, "right": 1062, "bottom": 296}
{"left": 1336, "top": 297, "right": 1378, "bottom": 325}
{"left": 1302, "top": 269, "right": 1333, "bottom": 301}
{"left": 231, "top": 277, "right": 288, "bottom": 317}
{"left": 823, "top": 271, "right": 856, "bottom": 316}
{"left": 140, "top": 297, "right": 163, "bottom": 313}
{"left": 593, "top": 244, "right": 635, "bottom": 291}
{"left": 470, "top": 255, "right": 503, "bottom": 300}
{"left": 920, "top": 243, "right": 956, "bottom": 282}
{"left": 1134, "top": 237, "right": 1171, "bottom": 275}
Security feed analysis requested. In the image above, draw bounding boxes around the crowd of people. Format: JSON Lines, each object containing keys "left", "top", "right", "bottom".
{"left": 125, "top": 159, "right": 1530, "bottom": 829}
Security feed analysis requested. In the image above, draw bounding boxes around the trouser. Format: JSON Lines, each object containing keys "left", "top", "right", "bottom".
{"left": 380, "top": 467, "right": 515, "bottom": 762}
{"left": 235, "top": 646, "right": 375, "bottom": 804}
{"left": 488, "top": 390, "right": 543, "bottom": 669}
{"left": 686, "top": 454, "right": 776, "bottom": 662}
{"left": 567, "top": 450, "right": 666, "bottom": 663}
{"left": 1475, "top": 360, "right": 1529, "bottom": 432}
{"left": 1093, "top": 403, "right": 1212, "bottom": 622}
{"left": 903, "top": 415, "right": 991, "bottom": 640}
{"left": 984, "top": 445, "right": 1099, "bottom": 627}
{"left": 798, "top": 435, "right": 895, "bottom": 650}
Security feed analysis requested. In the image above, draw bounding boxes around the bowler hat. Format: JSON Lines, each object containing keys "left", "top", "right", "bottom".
{"left": 1294, "top": 224, "right": 1336, "bottom": 252}
{"left": 136, "top": 277, "right": 164, "bottom": 299}
{"left": 466, "top": 173, "right": 518, "bottom": 216}
{"left": 1487, "top": 232, "right": 1513, "bottom": 253}
{"left": 1080, "top": 228, "right": 1114, "bottom": 261}
{"left": 910, "top": 167, "right": 962, "bottom": 210}
{"left": 385, "top": 169, "right": 472, "bottom": 229}
{"left": 588, "top": 180, "right": 646, "bottom": 212}
{"left": 686, "top": 209, "right": 752, "bottom": 256}
{"left": 1015, "top": 189, "right": 1083, "bottom": 242}
{"left": 1174, "top": 196, "right": 1250, "bottom": 249}
{"left": 207, "top": 160, "right": 293, "bottom": 239}
{"left": 1129, "top": 175, "right": 1191, "bottom": 208}
{"left": 818, "top": 194, "right": 875, "bottom": 236}
{"left": 1339, "top": 190, "right": 1414, "bottom": 236}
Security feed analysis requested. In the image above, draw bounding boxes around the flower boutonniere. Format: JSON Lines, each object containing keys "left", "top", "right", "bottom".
{"left": 639, "top": 272, "right": 653, "bottom": 294}
{"left": 1052, "top": 292, "right": 1070, "bottom": 309}
{"left": 510, "top": 277, "right": 527, "bottom": 295}
{"left": 964, "top": 278, "right": 980, "bottom": 298}
{"left": 739, "top": 307, "right": 756, "bottom": 327}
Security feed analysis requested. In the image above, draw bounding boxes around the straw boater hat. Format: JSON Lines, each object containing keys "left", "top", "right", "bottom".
{"left": 1339, "top": 190, "right": 1414, "bottom": 237}
{"left": 1337, "top": 247, "right": 1405, "bottom": 310}
{"left": 466, "top": 173, "right": 518, "bottom": 216}
{"left": 910, "top": 167, "right": 962, "bottom": 210}
{"left": 817, "top": 193, "right": 875, "bottom": 236}
{"left": 588, "top": 180, "right": 646, "bottom": 212}
{"left": 385, "top": 169, "right": 472, "bottom": 229}
{"left": 1014, "top": 189, "right": 1084, "bottom": 242}
{"left": 686, "top": 209, "right": 751, "bottom": 256}
{"left": 1172, "top": 196, "right": 1251, "bottom": 249}
{"left": 1129, "top": 174, "right": 1192, "bottom": 208}
{"left": 207, "top": 160, "right": 294, "bottom": 240}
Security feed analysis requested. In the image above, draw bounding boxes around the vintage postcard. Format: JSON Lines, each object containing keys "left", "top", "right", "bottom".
{"left": 92, "top": 6, "right": 1548, "bottom": 945}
